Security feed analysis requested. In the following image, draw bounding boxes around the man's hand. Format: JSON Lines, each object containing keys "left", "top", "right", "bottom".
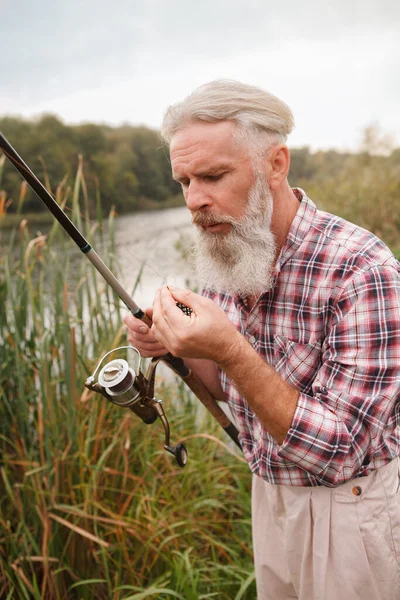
{"left": 123, "top": 307, "right": 168, "bottom": 357}
{"left": 152, "top": 286, "right": 298, "bottom": 444}
{"left": 124, "top": 286, "right": 299, "bottom": 442}
{"left": 123, "top": 288, "right": 230, "bottom": 401}
{"left": 151, "top": 286, "right": 240, "bottom": 361}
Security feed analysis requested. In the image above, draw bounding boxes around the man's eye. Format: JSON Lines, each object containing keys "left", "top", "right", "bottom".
{"left": 204, "top": 173, "right": 223, "bottom": 182}
{"left": 180, "top": 180, "right": 190, "bottom": 188}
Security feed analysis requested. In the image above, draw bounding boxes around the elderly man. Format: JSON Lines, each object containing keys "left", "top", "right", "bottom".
{"left": 124, "top": 80, "right": 400, "bottom": 600}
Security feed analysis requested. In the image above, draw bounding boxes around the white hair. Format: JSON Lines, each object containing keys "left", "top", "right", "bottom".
{"left": 161, "top": 79, "right": 294, "bottom": 155}
{"left": 191, "top": 170, "right": 276, "bottom": 296}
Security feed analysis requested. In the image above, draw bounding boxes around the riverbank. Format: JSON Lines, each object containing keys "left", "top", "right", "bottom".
{"left": 0, "top": 200, "right": 255, "bottom": 599}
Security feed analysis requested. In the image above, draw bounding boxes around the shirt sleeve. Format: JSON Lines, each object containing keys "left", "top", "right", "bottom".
{"left": 278, "top": 264, "right": 400, "bottom": 486}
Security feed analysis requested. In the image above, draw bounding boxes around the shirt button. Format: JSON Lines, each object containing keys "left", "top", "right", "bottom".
{"left": 248, "top": 335, "right": 256, "bottom": 345}
{"left": 352, "top": 486, "right": 362, "bottom": 496}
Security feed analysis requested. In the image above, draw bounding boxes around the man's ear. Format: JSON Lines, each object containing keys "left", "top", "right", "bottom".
{"left": 264, "top": 145, "right": 290, "bottom": 191}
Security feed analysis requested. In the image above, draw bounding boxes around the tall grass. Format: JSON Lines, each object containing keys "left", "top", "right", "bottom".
{"left": 300, "top": 150, "right": 400, "bottom": 257}
{"left": 0, "top": 168, "right": 254, "bottom": 599}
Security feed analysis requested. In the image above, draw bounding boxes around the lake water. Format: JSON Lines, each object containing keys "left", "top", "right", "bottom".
{"left": 0, "top": 205, "right": 199, "bottom": 331}
{"left": 2, "top": 205, "right": 236, "bottom": 422}
{"left": 113, "top": 205, "right": 198, "bottom": 311}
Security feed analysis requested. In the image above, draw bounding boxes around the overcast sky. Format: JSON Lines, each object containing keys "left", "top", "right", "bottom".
{"left": 1, "top": 0, "right": 399, "bottom": 151}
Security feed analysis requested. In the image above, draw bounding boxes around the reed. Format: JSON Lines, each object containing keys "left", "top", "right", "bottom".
{"left": 0, "top": 169, "right": 255, "bottom": 599}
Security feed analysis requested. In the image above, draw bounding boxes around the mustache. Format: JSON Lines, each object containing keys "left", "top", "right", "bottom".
{"left": 192, "top": 211, "right": 238, "bottom": 227}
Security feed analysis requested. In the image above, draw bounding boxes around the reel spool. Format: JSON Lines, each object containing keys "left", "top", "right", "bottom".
{"left": 98, "top": 359, "right": 140, "bottom": 405}
{"left": 85, "top": 346, "right": 188, "bottom": 467}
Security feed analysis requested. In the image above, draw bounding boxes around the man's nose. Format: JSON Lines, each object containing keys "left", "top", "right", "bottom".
{"left": 185, "top": 181, "right": 212, "bottom": 212}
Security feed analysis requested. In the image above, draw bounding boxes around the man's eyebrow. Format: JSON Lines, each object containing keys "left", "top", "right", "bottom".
{"left": 173, "top": 165, "right": 233, "bottom": 181}
{"left": 198, "top": 165, "right": 233, "bottom": 176}
{"left": 173, "top": 175, "right": 189, "bottom": 183}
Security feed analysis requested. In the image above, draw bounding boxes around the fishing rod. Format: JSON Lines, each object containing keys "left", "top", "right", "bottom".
{"left": 0, "top": 132, "right": 241, "bottom": 465}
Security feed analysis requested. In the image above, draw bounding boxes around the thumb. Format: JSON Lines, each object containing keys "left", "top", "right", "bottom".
{"left": 169, "top": 288, "right": 203, "bottom": 311}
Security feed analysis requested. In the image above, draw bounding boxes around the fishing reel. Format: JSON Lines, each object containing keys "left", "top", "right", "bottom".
{"left": 85, "top": 346, "right": 188, "bottom": 467}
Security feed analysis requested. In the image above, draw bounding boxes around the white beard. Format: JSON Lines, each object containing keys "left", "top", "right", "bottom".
{"left": 191, "top": 173, "right": 276, "bottom": 297}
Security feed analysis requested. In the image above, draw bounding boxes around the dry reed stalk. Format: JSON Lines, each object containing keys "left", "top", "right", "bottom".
{"left": 48, "top": 512, "right": 110, "bottom": 548}
{"left": 11, "top": 562, "right": 35, "bottom": 594}
{"left": 36, "top": 504, "right": 52, "bottom": 598}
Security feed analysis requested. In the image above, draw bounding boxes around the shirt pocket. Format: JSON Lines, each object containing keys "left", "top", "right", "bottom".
{"left": 273, "top": 334, "right": 322, "bottom": 394}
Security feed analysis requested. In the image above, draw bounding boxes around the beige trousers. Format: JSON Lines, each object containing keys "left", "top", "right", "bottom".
{"left": 252, "top": 459, "right": 400, "bottom": 600}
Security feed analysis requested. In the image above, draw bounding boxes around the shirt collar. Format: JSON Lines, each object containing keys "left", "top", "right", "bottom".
{"left": 232, "top": 188, "right": 316, "bottom": 310}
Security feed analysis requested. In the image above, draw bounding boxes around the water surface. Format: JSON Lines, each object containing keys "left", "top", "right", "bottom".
{"left": 114, "top": 205, "right": 198, "bottom": 310}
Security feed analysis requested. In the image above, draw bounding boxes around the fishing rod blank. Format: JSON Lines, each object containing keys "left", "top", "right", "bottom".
{"left": 0, "top": 132, "right": 148, "bottom": 322}
{"left": 0, "top": 132, "right": 241, "bottom": 449}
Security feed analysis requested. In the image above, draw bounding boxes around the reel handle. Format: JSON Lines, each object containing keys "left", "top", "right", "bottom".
{"left": 165, "top": 443, "right": 188, "bottom": 468}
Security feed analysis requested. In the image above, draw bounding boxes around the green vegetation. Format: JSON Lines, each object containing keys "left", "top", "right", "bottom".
{"left": 1, "top": 117, "right": 399, "bottom": 254}
{"left": 289, "top": 127, "right": 400, "bottom": 254}
{"left": 0, "top": 115, "right": 183, "bottom": 216}
{"left": 0, "top": 118, "right": 398, "bottom": 598}
{"left": 0, "top": 171, "right": 254, "bottom": 599}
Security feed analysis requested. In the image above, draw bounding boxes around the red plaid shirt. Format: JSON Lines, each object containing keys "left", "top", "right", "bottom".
{"left": 203, "top": 190, "right": 400, "bottom": 487}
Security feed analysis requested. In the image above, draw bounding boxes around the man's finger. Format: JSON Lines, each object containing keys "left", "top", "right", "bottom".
{"left": 159, "top": 286, "right": 194, "bottom": 326}
{"left": 123, "top": 313, "right": 150, "bottom": 334}
{"left": 168, "top": 287, "right": 194, "bottom": 308}
{"left": 152, "top": 287, "right": 180, "bottom": 349}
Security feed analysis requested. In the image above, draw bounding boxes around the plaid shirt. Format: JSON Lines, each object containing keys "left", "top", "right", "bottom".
{"left": 203, "top": 190, "right": 400, "bottom": 487}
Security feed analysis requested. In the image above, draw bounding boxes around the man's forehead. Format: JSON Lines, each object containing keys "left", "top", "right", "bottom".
{"left": 169, "top": 121, "right": 248, "bottom": 175}
{"left": 170, "top": 120, "right": 237, "bottom": 153}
